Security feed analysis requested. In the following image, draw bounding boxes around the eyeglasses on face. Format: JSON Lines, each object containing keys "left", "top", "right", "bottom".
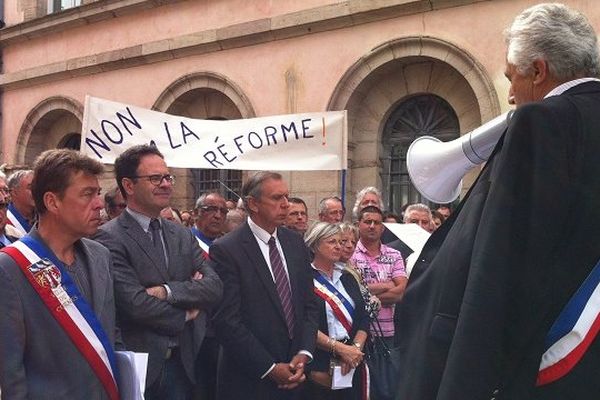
{"left": 131, "top": 174, "right": 175, "bottom": 186}
{"left": 200, "top": 205, "right": 229, "bottom": 215}
{"left": 288, "top": 211, "right": 307, "bottom": 217}
{"left": 327, "top": 209, "right": 344, "bottom": 216}
{"left": 323, "top": 237, "right": 342, "bottom": 246}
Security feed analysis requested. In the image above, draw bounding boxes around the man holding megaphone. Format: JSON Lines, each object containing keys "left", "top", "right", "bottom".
{"left": 395, "top": 3, "right": 600, "bottom": 400}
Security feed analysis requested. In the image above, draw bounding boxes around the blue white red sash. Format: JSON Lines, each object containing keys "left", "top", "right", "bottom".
{"left": 6, "top": 203, "right": 31, "bottom": 236}
{"left": 313, "top": 273, "right": 354, "bottom": 334}
{"left": 537, "top": 257, "right": 600, "bottom": 386}
{"left": 1, "top": 236, "right": 120, "bottom": 399}
{"left": 191, "top": 227, "right": 210, "bottom": 259}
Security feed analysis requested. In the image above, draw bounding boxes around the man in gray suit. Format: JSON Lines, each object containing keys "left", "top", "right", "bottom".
{"left": 95, "top": 144, "right": 222, "bottom": 400}
{"left": 0, "top": 149, "right": 119, "bottom": 399}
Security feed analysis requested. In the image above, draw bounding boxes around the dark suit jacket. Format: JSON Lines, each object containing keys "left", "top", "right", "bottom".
{"left": 95, "top": 211, "right": 222, "bottom": 387}
{"left": 311, "top": 268, "right": 369, "bottom": 373}
{"left": 210, "top": 222, "right": 319, "bottom": 400}
{"left": 0, "top": 231, "right": 117, "bottom": 399}
{"left": 395, "top": 81, "right": 600, "bottom": 400}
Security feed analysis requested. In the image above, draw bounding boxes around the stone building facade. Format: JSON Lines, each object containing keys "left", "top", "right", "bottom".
{"left": 1, "top": 0, "right": 597, "bottom": 218}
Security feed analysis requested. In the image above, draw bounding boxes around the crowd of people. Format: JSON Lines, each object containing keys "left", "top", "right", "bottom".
{"left": 0, "top": 143, "right": 445, "bottom": 400}
{"left": 2, "top": 2, "right": 600, "bottom": 400}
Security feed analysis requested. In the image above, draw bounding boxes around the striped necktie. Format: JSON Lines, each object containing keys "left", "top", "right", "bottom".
{"left": 268, "top": 236, "right": 295, "bottom": 338}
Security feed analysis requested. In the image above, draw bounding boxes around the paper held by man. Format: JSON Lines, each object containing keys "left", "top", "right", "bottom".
{"left": 115, "top": 351, "right": 148, "bottom": 400}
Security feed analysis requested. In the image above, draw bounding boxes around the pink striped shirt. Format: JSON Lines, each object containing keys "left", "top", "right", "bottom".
{"left": 351, "top": 241, "right": 406, "bottom": 337}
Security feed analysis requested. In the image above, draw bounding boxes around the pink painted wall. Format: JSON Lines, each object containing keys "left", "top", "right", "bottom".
{"left": 2, "top": 0, "right": 335, "bottom": 73}
{"left": 3, "top": 0, "right": 600, "bottom": 165}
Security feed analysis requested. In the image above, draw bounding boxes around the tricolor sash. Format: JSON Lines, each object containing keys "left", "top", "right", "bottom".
{"left": 2, "top": 236, "right": 120, "bottom": 399}
{"left": 313, "top": 273, "right": 354, "bottom": 334}
{"left": 6, "top": 203, "right": 31, "bottom": 236}
{"left": 191, "top": 227, "right": 210, "bottom": 259}
{"left": 537, "top": 257, "right": 600, "bottom": 386}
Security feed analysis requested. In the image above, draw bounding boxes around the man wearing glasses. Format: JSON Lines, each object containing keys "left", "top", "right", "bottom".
{"left": 192, "top": 192, "right": 228, "bottom": 257}
{"left": 95, "top": 144, "right": 223, "bottom": 400}
{"left": 104, "top": 186, "right": 127, "bottom": 220}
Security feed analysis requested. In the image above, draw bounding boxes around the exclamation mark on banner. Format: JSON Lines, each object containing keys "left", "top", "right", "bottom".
{"left": 322, "top": 117, "right": 326, "bottom": 146}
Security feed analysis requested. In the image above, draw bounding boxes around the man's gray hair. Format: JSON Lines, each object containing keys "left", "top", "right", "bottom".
{"left": 304, "top": 222, "right": 341, "bottom": 254}
{"left": 241, "top": 171, "right": 282, "bottom": 211}
{"left": 7, "top": 170, "right": 33, "bottom": 190}
{"left": 318, "top": 196, "right": 343, "bottom": 216}
{"left": 505, "top": 3, "right": 600, "bottom": 80}
{"left": 352, "top": 186, "right": 384, "bottom": 220}
{"left": 403, "top": 203, "right": 432, "bottom": 222}
{"left": 194, "top": 191, "right": 224, "bottom": 210}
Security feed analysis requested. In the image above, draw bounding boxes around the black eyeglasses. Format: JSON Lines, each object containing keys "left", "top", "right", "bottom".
{"left": 200, "top": 205, "right": 229, "bottom": 215}
{"left": 130, "top": 174, "right": 175, "bottom": 186}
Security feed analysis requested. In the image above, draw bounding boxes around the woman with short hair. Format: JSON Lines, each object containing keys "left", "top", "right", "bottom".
{"left": 304, "top": 222, "right": 369, "bottom": 400}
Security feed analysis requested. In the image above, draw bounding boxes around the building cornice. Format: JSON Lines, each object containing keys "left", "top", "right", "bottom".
{"left": 0, "top": 0, "right": 486, "bottom": 90}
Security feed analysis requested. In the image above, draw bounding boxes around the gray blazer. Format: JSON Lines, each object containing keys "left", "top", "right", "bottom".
{"left": 0, "top": 231, "right": 117, "bottom": 400}
{"left": 95, "top": 211, "right": 222, "bottom": 387}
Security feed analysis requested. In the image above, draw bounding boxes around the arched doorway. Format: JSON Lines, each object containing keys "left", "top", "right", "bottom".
{"left": 328, "top": 37, "right": 500, "bottom": 212}
{"left": 16, "top": 96, "right": 83, "bottom": 166}
{"left": 154, "top": 72, "right": 255, "bottom": 208}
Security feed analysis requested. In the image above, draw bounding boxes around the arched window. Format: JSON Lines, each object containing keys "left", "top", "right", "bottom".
{"left": 381, "top": 94, "right": 459, "bottom": 212}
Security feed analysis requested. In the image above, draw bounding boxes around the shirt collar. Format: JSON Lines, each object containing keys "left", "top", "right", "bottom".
{"left": 247, "top": 216, "right": 278, "bottom": 245}
{"left": 356, "top": 239, "right": 387, "bottom": 256}
{"left": 545, "top": 77, "right": 600, "bottom": 98}
{"left": 126, "top": 207, "right": 160, "bottom": 232}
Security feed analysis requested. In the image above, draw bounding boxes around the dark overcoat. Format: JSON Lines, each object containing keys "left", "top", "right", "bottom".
{"left": 395, "top": 81, "right": 600, "bottom": 400}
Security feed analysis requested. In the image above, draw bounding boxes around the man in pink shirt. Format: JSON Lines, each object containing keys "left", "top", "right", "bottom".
{"left": 350, "top": 205, "right": 407, "bottom": 345}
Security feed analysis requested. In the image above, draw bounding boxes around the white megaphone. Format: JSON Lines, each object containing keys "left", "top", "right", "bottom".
{"left": 406, "top": 111, "right": 513, "bottom": 203}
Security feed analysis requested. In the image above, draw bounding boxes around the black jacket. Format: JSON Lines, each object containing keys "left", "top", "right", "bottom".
{"left": 395, "top": 82, "right": 600, "bottom": 400}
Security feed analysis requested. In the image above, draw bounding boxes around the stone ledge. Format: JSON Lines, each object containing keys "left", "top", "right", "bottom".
{"left": 0, "top": 0, "right": 486, "bottom": 90}
{"left": 0, "top": 0, "right": 191, "bottom": 45}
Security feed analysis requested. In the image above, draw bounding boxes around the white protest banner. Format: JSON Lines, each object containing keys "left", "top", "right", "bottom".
{"left": 81, "top": 96, "right": 347, "bottom": 170}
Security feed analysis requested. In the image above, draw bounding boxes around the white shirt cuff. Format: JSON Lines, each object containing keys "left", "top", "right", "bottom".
{"left": 162, "top": 284, "right": 174, "bottom": 302}
{"left": 261, "top": 363, "right": 276, "bottom": 379}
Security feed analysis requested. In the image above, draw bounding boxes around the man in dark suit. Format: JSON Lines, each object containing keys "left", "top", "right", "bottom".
{"left": 95, "top": 144, "right": 222, "bottom": 400}
{"left": 395, "top": 4, "right": 600, "bottom": 400}
{"left": 211, "top": 171, "right": 319, "bottom": 400}
{"left": 0, "top": 149, "right": 119, "bottom": 399}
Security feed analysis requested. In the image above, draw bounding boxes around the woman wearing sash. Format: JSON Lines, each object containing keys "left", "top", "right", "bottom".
{"left": 303, "top": 222, "right": 369, "bottom": 400}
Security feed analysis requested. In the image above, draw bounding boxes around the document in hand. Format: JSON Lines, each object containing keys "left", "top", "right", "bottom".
{"left": 332, "top": 365, "right": 355, "bottom": 390}
{"left": 115, "top": 351, "right": 149, "bottom": 400}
